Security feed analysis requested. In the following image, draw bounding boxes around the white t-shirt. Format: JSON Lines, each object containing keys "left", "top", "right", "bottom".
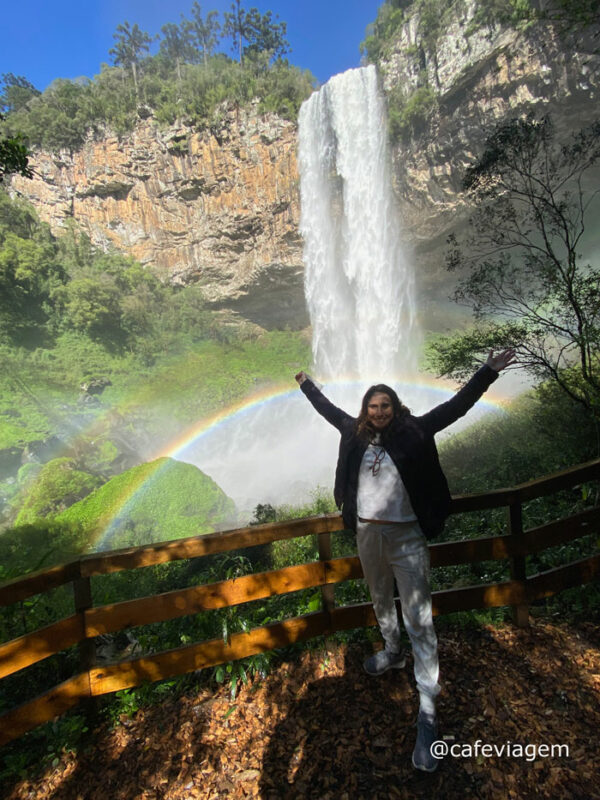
{"left": 357, "top": 435, "right": 417, "bottom": 522}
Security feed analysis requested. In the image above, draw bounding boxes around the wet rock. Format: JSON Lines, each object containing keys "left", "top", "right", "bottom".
{"left": 79, "top": 377, "right": 112, "bottom": 396}
{"left": 0, "top": 447, "right": 23, "bottom": 481}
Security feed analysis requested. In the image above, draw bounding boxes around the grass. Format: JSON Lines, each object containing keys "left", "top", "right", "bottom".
{"left": 55, "top": 457, "right": 237, "bottom": 551}
{"left": 0, "top": 331, "right": 312, "bottom": 454}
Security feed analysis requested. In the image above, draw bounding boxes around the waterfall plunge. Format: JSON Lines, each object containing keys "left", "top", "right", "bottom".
{"left": 181, "top": 68, "right": 467, "bottom": 513}
{"left": 299, "top": 65, "right": 419, "bottom": 381}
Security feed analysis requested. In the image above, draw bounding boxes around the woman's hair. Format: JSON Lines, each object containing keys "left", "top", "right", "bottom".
{"left": 356, "top": 384, "right": 410, "bottom": 440}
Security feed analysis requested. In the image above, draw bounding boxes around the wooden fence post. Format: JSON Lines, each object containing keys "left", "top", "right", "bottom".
{"left": 73, "top": 567, "right": 96, "bottom": 708}
{"left": 318, "top": 531, "right": 335, "bottom": 629}
{"left": 508, "top": 499, "right": 529, "bottom": 627}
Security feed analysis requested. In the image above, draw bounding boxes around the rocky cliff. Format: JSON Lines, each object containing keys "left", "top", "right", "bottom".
{"left": 380, "top": 2, "right": 599, "bottom": 297}
{"left": 9, "top": 4, "right": 600, "bottom": 329}
{"left": 10, "top": 101, "right": 307, "bottom": 329}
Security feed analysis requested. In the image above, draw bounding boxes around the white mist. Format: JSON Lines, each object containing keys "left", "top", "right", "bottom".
{"left": 181, "top": 67, "right": 495, "bottom": 513}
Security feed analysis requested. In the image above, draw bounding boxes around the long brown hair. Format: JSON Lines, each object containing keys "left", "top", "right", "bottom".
{"left": 356, "top": 384, "right": 410, "bottom": 441}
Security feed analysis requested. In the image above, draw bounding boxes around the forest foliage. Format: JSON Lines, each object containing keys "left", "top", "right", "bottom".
{"left": 0, "top": 2, "right": 314, "bottom": 154}
{"left": 0, "top": 187, "right": 312, "bottom": 556}
{"left": 0, "top": 190, "right": 218, "bottom": 353}
{"left": 426, "top": 115, "right": 600, "bottom": 423}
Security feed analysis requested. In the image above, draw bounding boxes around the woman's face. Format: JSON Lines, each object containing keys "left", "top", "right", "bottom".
{"left": 367, "top": 392, "right": 394, "bottom": 430}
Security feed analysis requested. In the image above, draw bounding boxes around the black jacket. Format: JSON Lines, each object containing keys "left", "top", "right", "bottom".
{"left": 300, "top": 365, "right": 498, "bottom": 539}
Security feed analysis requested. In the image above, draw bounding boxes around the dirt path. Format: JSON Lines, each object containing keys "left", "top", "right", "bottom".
{"left": 4, "top": 618, "right": 600, "bottom": 799}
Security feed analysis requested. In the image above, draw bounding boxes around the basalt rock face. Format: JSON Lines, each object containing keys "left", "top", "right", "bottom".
{"left": 379, "top": 3, "right": 600, "bottom": 302}
{"left": 11, "top": 102, "right": 307, "bottom": 330}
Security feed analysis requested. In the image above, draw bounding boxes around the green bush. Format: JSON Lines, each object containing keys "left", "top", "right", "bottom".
{"left": 388, "top": 85, "right": 438, "bottom": 141}
{"left": 14, "top": 458, "right": 102, "bottom": 525}
{"left": 56, "top": 457, "right": 236, "bottom": 551}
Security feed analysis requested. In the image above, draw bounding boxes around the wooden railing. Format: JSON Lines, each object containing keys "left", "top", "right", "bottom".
{"left": 1, "top": 458, "right": 599, "bottom": 746}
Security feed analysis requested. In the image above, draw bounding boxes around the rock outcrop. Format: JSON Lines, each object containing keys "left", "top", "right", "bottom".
{"left": 379, "top": 3, "right": 599, "bottom": 295}
{"left": 11, "top": 101, "right": 307, "bottom": 329}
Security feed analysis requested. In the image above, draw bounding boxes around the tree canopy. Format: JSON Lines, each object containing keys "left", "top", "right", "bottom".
{"left": 0, "top": 74, "right": 40, "bottom": 115}
{"left": 109, "top": 21, "right": 155, "bottom": 98}
{"left": 0, "top": 76, "right": 37, "bottom": 181}
{"left": 426, "top": 115, "right": 600, "bottom": 418}
{"left": 0, "top": 122, "right": 32, "bottom": 183}
{"left": 0, "top": 190, "right": 218, "bottom": 352}
{"left": 160, "top": 22, "right": 195, "bottom": 82}
{"left": 222, "top": 0, "right": 289, "bottom": 65}
{"left": 1, "top": 5, "right": 311, "bottom": 152}
{"left": 188, "top": 2, "right": 221, "bottom": 65}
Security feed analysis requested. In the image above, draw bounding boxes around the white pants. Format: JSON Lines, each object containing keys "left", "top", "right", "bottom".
{"left": 356, "top": 520, "right": 441, "bottom": 700}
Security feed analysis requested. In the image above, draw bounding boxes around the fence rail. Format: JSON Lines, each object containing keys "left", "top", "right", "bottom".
{"left": 1, "top": 458, "right": 599, "bottom": 746}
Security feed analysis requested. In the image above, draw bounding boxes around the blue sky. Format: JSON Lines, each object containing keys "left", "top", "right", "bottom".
{"left": 1, "top": 1, "right": 384, "bottom": 92}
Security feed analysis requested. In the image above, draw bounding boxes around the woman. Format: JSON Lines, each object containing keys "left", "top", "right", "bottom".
{"left": 295, "top": 349, "right": 515, "bottom": 772}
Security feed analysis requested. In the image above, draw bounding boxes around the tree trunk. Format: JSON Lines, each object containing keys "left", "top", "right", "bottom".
{"left": 131, "top": 61, "right": 139, "bottom": 102}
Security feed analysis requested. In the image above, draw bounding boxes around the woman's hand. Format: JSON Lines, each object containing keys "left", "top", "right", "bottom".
{"left": 295, "top": 371, "right": 308, "bottom": 385}
{"left": 485, "top": 348, "right": 516, "bottom": 372}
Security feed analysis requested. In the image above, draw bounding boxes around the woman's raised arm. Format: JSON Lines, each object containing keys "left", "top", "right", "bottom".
{"left": 295, "top": 372, "right": 352, "bottom": 432}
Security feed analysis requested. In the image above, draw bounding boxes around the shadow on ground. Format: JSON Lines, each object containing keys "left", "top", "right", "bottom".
{"left": 2, "top": 618, "right": 599, "bottom": 799}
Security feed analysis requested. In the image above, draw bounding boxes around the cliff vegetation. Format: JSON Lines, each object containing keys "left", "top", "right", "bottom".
{"left": 361, "top": 0, "right": 598, "bottom": 141}
{"left": 1, "top": 3, "right": 315, "bottom": 153}
{"left": 0, "top": 188, "right": 310, "bottom": 538}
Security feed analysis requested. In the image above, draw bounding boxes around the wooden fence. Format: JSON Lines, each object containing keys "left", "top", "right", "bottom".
{"left": 1, "top": 458, "right": 599, "bottom": 746}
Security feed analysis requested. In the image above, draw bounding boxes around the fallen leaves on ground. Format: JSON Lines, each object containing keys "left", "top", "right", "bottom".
{"left": 2, "top": 617, "right": 600, "bottom": 800}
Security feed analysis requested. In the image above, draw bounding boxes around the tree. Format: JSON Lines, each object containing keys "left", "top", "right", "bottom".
{"left": 109, "top": 21, "right": 154, "bottom": 99}
{"left": 0, "top": 74, "right": 40, "bottom": 114}
{"left": 222, "top": 1, "right": 289, "bottom": 66}
{"left": 60, "top": 274, "right": 123, "bottom": 339}
{"left": 187, "top": 2, "right": 221, "bottom": 66}
{"left": 0, "top": 75, "right": 37, "bottom": 181}
{"left": 223, "top": 0, "right": 248, "bottom": 64}
{"left": 0, "top": 230, "right": 64, "bottom": 340}
{"left": 159, "top": 22, "right": 194, "bottom": 82}
{"left": 243, "top": 8, "right": 289, "bottom": 61}
{"left": 426, "top": 115, "right": 600, "bottom": 418}
{"left": 0, "top": 121, "right": 32, "bottom": 182}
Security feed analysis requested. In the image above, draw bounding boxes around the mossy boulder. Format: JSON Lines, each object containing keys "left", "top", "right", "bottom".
{"left": 56, "top": 457, "right": 237, "bottom": 551}
{"left": 15, "top": 457, "right": 102, "bottom": 525}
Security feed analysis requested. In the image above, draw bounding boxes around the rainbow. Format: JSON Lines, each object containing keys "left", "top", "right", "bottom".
{"left": 16, "top": 375, "right": 510, "bottom": 552}
{"left": 155, "top": 375, "right": 510, "bottom": 461}
{"left": 89, "top": 376, "right": 509, "bottom": 549}
{"left": 152, "top": 382, "right": 297, "bottom": 461}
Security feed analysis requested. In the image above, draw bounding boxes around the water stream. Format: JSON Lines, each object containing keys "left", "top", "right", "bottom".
{"left": 182, "top": 67, "right": 492, "bottom": 514}
{"left": 299, "top": 65, "right": 419, "bottom": 381}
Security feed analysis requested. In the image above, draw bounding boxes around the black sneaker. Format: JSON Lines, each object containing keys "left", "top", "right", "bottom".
{"left": 412, "top": 711, "right": 439, "bottom": 772}
{"left": 363, "top": 648, "right": 406, "bottom": 676}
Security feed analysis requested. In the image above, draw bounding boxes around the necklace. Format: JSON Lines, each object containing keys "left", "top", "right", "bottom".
{"left": 371, "top": 447, "right": 385, "bottom": 476}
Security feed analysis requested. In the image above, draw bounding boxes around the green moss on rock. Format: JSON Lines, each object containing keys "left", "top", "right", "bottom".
{"left": 56, "top": 457, "right": 236, "bottom": 550}
{"left": 15, "top": 457, "right": 102, "bottom": 525}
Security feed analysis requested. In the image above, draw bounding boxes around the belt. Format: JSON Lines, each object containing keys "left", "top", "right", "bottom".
{"left": 358, "top": 517, "right": 418, "bottom": 525}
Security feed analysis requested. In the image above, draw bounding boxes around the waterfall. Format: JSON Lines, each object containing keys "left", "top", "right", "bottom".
{"left": 182, "top": 67, "right": 494, "bottom": 513}
{"left": 298, "top": 65, "right": 419, "bottom": 381}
